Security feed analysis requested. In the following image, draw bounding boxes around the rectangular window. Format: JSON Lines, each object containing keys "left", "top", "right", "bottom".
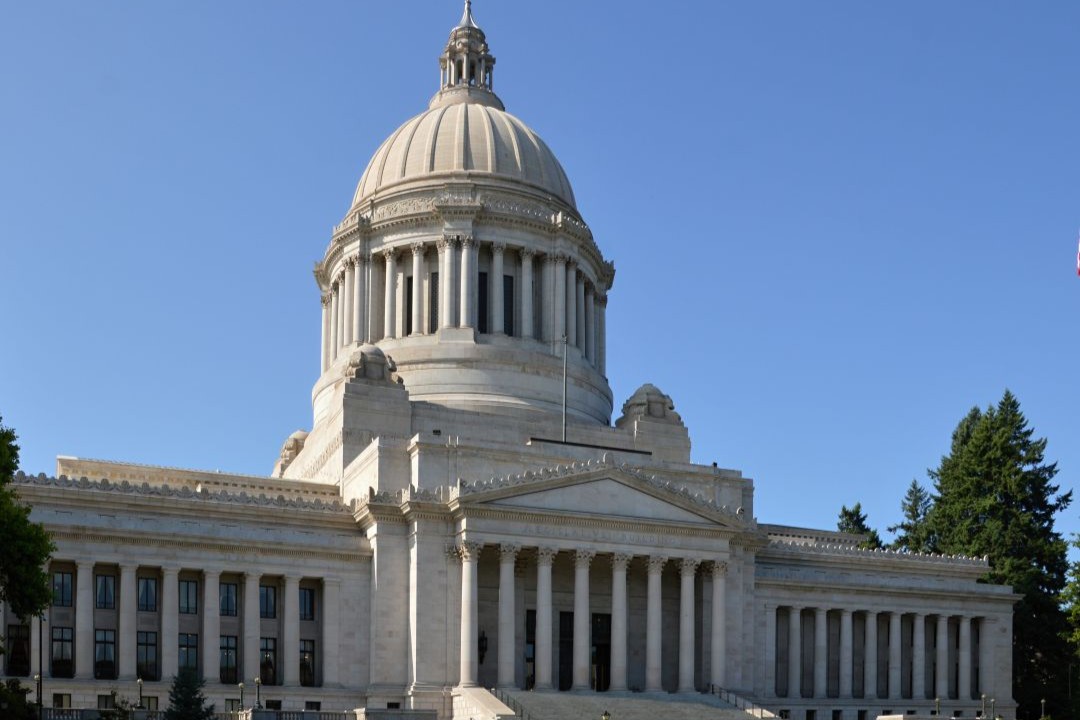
{"left": 260, "top": 585, "right": 277, "bottom": 619}
{"left": 52, "top": 571, "right": 73, "bottom": 607}
{"left": 98, "top": 695, "right": 116, "bottom": 710}
{"left": 179, "top": 580, "right": 198, "bottom": 614}
{"left": 503, "top": 274, "right": 515, "bottom": 336}
{"left": 137, "top": 631, "right": 158, "bottom": 681}
{"left": 220, "top": 635, "right": 238, "bottom": 684}
{"left": 52, "top": 694, "right": 72, "bottom": 708}
{"left": 5, "top": 624, "right": 30, "bottom": 676}
{"left": 220, "top": 582, "right": 238, "bottom": 617}
{"left": 405, "top": 276, "right": 414, "bottom": 336}
{"left": 300, "top": 638, "right": 315, "bottom": 687}
{"left": 95, "top": 574, "right": 116, "bottom": 609}
{"left": 299, "top": 587, "right": 316, "bottom": 622}
{"left": 429, "top": 270, "right": 439, "bottom": 331}
{"left": 138, "top": 577, "right": 158, "bottom": 612}
{"left": 225, "top": 699, "right": 241, "bottom": 712}
{"left": 51, "top": 626, "right": 74, "bottom": 678}
{"left": 305, "top": 701, "right": 322, "bottom": 711}
{"left": 178, "top": 633, "right": 199, "bottom": 672}
{"left": 260, "top": 637, "right": 277, "bottom": 685}
{"left": 265, "top": 700, "right": 282, "bottom": 710}
{"left": 478, "top": 270, "right": 489, "bottom": 333}
{"left": 94, "top": 629, "right": 117, "bottom": 679}
{"left": 144, "top": 697, "right": 159, "bottom": 711}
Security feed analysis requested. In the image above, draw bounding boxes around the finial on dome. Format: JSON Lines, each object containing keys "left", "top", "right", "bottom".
{"left": 458, "top": 0, "right": 480, "bottom": 29}
{"left": 433, "top": 0, "right": 499, "bottom": 108}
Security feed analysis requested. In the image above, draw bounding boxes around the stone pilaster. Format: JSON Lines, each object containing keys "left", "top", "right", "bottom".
{"left": 678, "top": 558, "right": 700, "bottom": 692}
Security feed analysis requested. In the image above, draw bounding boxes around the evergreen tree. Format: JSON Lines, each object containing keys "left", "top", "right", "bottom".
{"left": 887, "top": 479, "right": 933, "bottom": 552}
{"left": 926, "top": 390, "right": 1070, "bottom": 719}
{"left": 837, "top": 502, "right": 883, "bottom": 549}
{"left": 164, "top": 668, "right": 215, "bottom": 720}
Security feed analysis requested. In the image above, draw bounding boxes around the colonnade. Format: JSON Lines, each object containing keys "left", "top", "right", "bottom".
{"left": 1, "top": 560, "right": 339, "bottom": 690}
{"left": 320, "top": 238, "right": 608, "bottom": 375}
{"left": 764, "top": 604, "right": 994, "bottom": 703}
{"left": 454, "top": 543, "right": 728, "bottom": 693}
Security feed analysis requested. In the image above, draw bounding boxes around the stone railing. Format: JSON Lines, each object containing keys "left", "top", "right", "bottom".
{"left": 767, "top": 539, "right": 988, "bottom": 567}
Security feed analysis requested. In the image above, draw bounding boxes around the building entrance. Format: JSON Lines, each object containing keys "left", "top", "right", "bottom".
{"left": 591, "top": 612, "right": 611, "bottom": 691}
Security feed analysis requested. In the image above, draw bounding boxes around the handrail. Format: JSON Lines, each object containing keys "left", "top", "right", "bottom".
{"left": 708, "top": 684, "right": 778, "bottom": 719}
{"left": 489, "top": 687, "right": 532, "bottom": 720}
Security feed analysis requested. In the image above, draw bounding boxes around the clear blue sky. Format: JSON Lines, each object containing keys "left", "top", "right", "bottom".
{"left": 2, "top": 1, "right": 1077, "bottom": 548}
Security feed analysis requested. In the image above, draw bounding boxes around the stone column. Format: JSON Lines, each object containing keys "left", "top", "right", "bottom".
{"left": 978, "top": 617, "right": 993, "bottom": 698}
{"left": 597, "top": 294, "right": 608, "bottom": 375}
{"left": 383, "top": 249, "right": 398, "bottom": 339}
{"left": 161, "top": 566, "right": 180, "bottom": 682}
{"left": 678, "top": 558, "right": 700, "bottom": 692}
{"left": 243, "top": 572, "right": 260, "bottom": 684}
{"left": 74, "top": 561, "right": 94, "bottom": 679}
{"left": 839, "top": 609, "right": 853, "bottom": 698}
{"left": 354, "top": 254, "right": 366, "bottom": 344}
{"left": 813, "top": 608, "right": 827, "bottom": 698}
{"left": 409, "top": 243, "right": 424, "bottom": 335}
{"left": 320, "top": 294, "right": 330, "bottom": 372}
{"left": 497, "top": 544, "right": 519, "bottom": 688}
{"left": 321, "top": 578, "right": 340, "bottom": 687}
{"left": 342, "top": 260, "right": 355, "bottom": 346}
{"left": 711, "top": 562, "right": 728, "bottom": 691}
{"left": 440, "top": 237, "right": 460, "bottom": 329}
{"left": 553, "top": 255, "right": 567, "bottom": 344}
{"left": 565, "top": 261, "right": 577, "bottom": 347}
{"left": 520, "top": 249, "right": 535, "bottom": 339}
{"left": 645, "top": 555, "right": 666, "bottom": 692}
{"left": 572, "top": 550, "right": 595, "bottom": 690}
{"left": 788, "top": 606, "right": 803, "bottom": 699}
{"left": 458, "top": 541, "right": 482, "bottom": 687}
{"left": 864, "top": 611, "right": 878, "bottom": 699}
{"left": 935, "top": 614, "right": 948, "bottom": 700}
{"left": 610, "top": 553, "right": 631, "bottom": 692}
{"left": 202, "top": 570, "right": 220, "bottom": 685}
{"left": 459, "top": 236, "right": 476, "bottom": 328}
{"left": 542, "top": 254, "right": 555, "bottom": 341}
{"left": 584, "top": 284, "right": 595, "bottom": 363}
{"left": 888, "top": 612, "right": 902, "bottom": 700}
{"left": 329, "top": 282, "right": 340, "bottom": 359}
{"left": 118, "top": 564, "right": 138, "bottom": 680}
{"left": 437, "top": 238, "right": 450, "bottom": 330}
{"left": 958, "top": 616, "right": 972, "bottom": 700}
{"left": 282, "top": 575, "right": 300, "bottom": 686}
{"left": 366, "top": 251, "right": 381, "bottom": 342}
{"left": 575, "top": 273, "right": 586, "bottom": 349}
{"left": 491, "top": 243, "right": 505, "bottom": 334}
{"left": 912, "top": 613, "right": 926, "bottom": 700}
{"left": 534, "top": 547, "right": 556, "bottom": 690}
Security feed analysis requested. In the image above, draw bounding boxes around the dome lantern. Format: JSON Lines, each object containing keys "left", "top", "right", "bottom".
{"left": 432, "top": 0, "right": 501, "bottom": 110}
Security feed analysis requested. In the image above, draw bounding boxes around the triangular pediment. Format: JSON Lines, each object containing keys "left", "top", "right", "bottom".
{"left": 453, "top": 459, "right": 745, "bottom": 529}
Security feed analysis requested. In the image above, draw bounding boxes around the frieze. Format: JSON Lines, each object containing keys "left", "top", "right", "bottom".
{"left": 372, "top": 197, "right": 435, "bottom": 221}
{"left": 480, "top": 194, "right": 554, "bottom": 223}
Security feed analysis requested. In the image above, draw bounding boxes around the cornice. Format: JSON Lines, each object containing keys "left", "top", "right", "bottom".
{"left": 763, "top": 539, "right": 988, "bottom": 569}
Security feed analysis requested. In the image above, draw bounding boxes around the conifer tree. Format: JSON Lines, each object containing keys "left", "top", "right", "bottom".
{"left": 926, "top": 390, "right": 1070, "bottom": 719}
{"left": 164, "top": 668, "right": 215, "bottom": 720}
{"left": 837, "top": 502, "right": 883, "bottom": 549}
{"left": 887, "top": 479, "right": 933, "bottom": 552}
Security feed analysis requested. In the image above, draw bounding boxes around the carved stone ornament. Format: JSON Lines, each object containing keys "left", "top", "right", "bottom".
{"left": 680, "top": 557, "right": 701, "bottom": 574}
{"left": 647, "top": 556, "right": 668, "bottom": 574}
{"left": 499, "top": 543, "right": 521, "bottom": 562}
{"left": 321, "top": 294, "right": 331, "bottom": 307}
{"left": 460, "top": 235, "right": 475, "bottom": 248}
{"left": 372, "top": 196, "right": 435, "bottom": 222}
{"left": 491, "top": 241, "right": 506, "bottom": 254}
{"left": 712, "top": 560, "right": 729, "bottom": 577}
{"left": 411, "top": 241, "right": 426, "bottom": 256}
{"left": 536, "top": 547, "right": 558, "bottom": 565}
{"left": 520, "top": 247, "right": 535, "bottom": 260}
{"left": 574, "top": 549, "right": 596, "bottom": 568}
{"left": 612, "top": 553, "right": 634, "bottom": 571}
{"left": 457, "top": 540, "right": 484, "bottom": 561}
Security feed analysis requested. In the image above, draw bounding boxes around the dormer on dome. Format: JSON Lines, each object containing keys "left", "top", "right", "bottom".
{"left": 431, "top": 0, "right": 502, "bottom": 110}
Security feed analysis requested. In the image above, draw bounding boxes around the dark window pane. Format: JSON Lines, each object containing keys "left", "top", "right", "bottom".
{"left": 6, "top": 624, "right": 30, "bottom": 676}
{"left": 219, "top": 635, "right": 238, "bottom": 684}
{"left": 300, "top": 639, "right": 315, "bottom": 687}
{"left": 220, "top": 583, "right": 238, "bottom": 617}
{"left": 179, "top": 633, "right": 198, "bottom": 672}
{"left": 51, "top": 626, "right": 74, "bottom": 678}
{"left": 179, "top": 580, "right": 198, "bottom": 614}
{"left": 299, "top": 588, "right": 315, "bottom": 622}
{"left": 260, "top": 637, "right": 277, "bottom": 685}
{"left": 138, "top": 577, "right": 158, "bottom": 612}
{"left": 503, "top": 274, "right": 515, "bottom": 336}
{"left": 260, "top": 585, "right": 276, "bottom": 619}
{"left": 95, "top": 575, "right": 115, "bottom": 610}
{"left": 94, "top": 629, "right": 116, "bottom": 679}
{"left": 137, "top": 631, "right": 158, "bottom": 681}
{"left": 52, "top": 572, "right": 73, "bottom": 607}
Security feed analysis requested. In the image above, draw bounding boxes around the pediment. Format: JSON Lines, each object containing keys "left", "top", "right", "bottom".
{"left": 454, "top": 459, "right": 745, "bottom": 529}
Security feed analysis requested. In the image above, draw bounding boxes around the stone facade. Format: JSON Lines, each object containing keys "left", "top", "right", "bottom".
{"left": 2, "top": 4, "right": 1017, "bottom": 719}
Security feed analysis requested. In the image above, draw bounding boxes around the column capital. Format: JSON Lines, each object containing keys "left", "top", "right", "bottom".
{"left": 536, "top": 547, "right": 558, "bottom": 566}
{"left": 344, "top": 256, "right": 356, "bottom": 269}
{"left": 840, "top": 608, "right": 853, "bottom": 617}
{"left": 321, "top": 293, "right": 331, "bottom": 307}
{"left": 437, "top": 235, "right": 454, "bottom": 251}
{"left": 460, "top": 235, "right": 475, "bottom": 248}
{"left": 202, "top": 568, "right": 221, "bottom": 579}
{"left": 574, "top": 549, "right": 596, "bottom": 569}
{"left": 455, "top": 541, "right": 484, "bottom": 561}
{"left": 597, "top": 293, "right": 608, "bottom": 307}
{"left": 382, "top": 247, "right": 398, "bottom": 262}
{"left": 321, "top": 576, "right": 341, "bottom": 588}
{"left": 553, "top": 252, "right": 569, "bottom": 265}
{"left": 354, "top": 252, "right": 368, "bottom": 267}
{"left": 411, "top": 241, "right": 426, "bottom": 256}
{"left": 789, "top": 604, "right": 804, "bottom": 613}
{"left": 612, "top": 552, "right": 633, "bottom": 571}
{"left": 491, "top": 241, "right": 505, "bottom": 254}
{"left": 161, "top": 565, "right": 181, "bottom": 577}
{"left": 711, "top": 560, "right": 728, "bottom": 577}
{"left": 499, "top": 543, "right": 521, "bottom": 563}
{"left": 646, "top": 555, "right": 667, "bottom": 574}
{"left": 680, "top": 557, "right": 701, "bottom": 574}
{"left": 520, "top": 247, "right": 535, "bottom": 260}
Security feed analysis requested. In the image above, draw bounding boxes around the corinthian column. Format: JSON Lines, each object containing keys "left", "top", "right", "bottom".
{"left": 553, "top": 254, "right": 567, "bottom": 345}
{"left": 520, "top": 249, "right": 534, "bottom": 339}
{"left": 383, "top": 249, "right": 398, "bottom": 339}
{"left": 491, "top": 242, "right": 505, "bottom": 334}
{"left": 597, "top": 293, "right": 608, "bottom": 375}
{"left": 534, "top": 547, "right": 557, "bottom": 690}
{"left": 459, "top": 236, "right": 476, "bottom": 328}
{"left": 366, "top": 251, "right": 380, "bottom": 342}
{"left": 864, "top": 611, "right": 878, "bottom": 699}
{"left": 958, "top": 615, "right": 972, "bottom": 700}
{"left": 711, "top": 561, "right": 728, "bottom": 690}
{"left": 935, "top": 614, "right": 948, "bottom": 700}
{"left": 283, "top": 575, "right": 300, "bottom": 686}
{"left": 497, "top": 544, "right": 520, "bottom": 688}
{"left": 118, "top": 564, "right": 138, "bottom": 680}
{"left": 458, "top": 541, "right": 482, "bottom": 687}
{"left": 814, "top": 607, "right": 827, "bottom": 698}
{"left": 320, "top": 294, "right": 330, "bottom": 371}
{"left": 572, "top": 550, "right": 595, "bottom": 690}
{"left": 610, "top": 553, "right": 632, "bottom": 691}
{"left": 584, "top": 284, "right": 595, "bottom": 363}
{"left": 565, "top": 260, "right": 577, "bottom": 348}
{"left": 353, "top": 253, "right": 366, "bottom": 344}
{"left": 888, "top": 612, "right": 902, "bottom": 700}
{"left": 912, "top": 613, "right": 926, "bottom": 699}
{"left": 438, "top": 236, "right": 458, "bottom": 329}
{"left": 839, "top": 609, "right": 853, "bottom": 698}
{"left": 411, "top": 243, "right": 425, "bottom": 335}
{"left": 575, "top": 272, "right": 585, "bottom": 349}
{"left": 161, "top": 566, "right": 180, "bottom": 681}
{"left": 645, "top": 555, "right": 666, "bottom": 692}
{"left": 329, "top": 282, "right": 340, "bottom": 360}
{"left": 788, "top": 606, "right": 802, "bottom": 698}
{"left": 678, "top": 558, "right": 700, "bottom": 692}
{"left": 74, "top": 562, "right": 94, "bottom": 678}
{"left": 342, "top": 259, "right": 355, "bottom": 346}
{"left": 202, "top": 570, "right": 221, "bottom": 685}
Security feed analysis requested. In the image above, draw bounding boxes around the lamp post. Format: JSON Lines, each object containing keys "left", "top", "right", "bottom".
{"left": 1041, "top": 698, "right": 1046, "bottom": 719}
{"left": 137, "top": 677, "right": 143, "bottom": 709}
{"left": 238, "top": 682, "right": 244, "bottom": 709}
{"left": 37, "top": 613, "right": 44, "bottom": 720}
{"left": 254, "top": 676, "right": 262, "bottom": 709}
{"left": 601, "top": 712, "right": 611, "bottom": 720}
{"left": 981, "top": 694, "right": 987, "bottom": 718}
{"left": 990, "top": 698, "right": 996, "bottom": 720}
{"left": 935, "top": 697, "right": 941, "bottom": 716}
{"left": 33, "top": 674, "right": 41, "bottom": 720}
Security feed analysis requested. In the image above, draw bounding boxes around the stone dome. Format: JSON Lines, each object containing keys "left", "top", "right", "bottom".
{"left": 351, "top": 102, "right": 577, "bottom": 211}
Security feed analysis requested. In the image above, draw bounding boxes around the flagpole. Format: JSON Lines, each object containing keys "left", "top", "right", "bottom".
{"left": 561, "top": 334, "right": 568, "bottom": 442}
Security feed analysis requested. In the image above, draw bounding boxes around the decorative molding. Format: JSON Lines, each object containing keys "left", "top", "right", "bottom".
{"left": 411, "top": 241, "right": 426, "bottom": 256}
{"left": 612, "top": 553, "right": 633, "bottom": 571}
{"left": 457, "top": 540, "right": 484, "bottom": 561}
{"left": 767, "top": 539, "right": 988, "bottom": 567}
{"left": 680, "top": 557, "right": 701, "bottom": 574}
{"left": 574, "top": 549, "right": 596, "bottom": 569}
{"left": 712, "top": 560, "right": 728, "bottom": 577}
{"left": 646, "top": 555, "right": 668, "bottom": 573}
{"left": 499, "top": 543, "right": 521, "bottom": 562}
{"left": 536, "top": 547, "right": 558, "bottom": 565}
{"left": 372, "top": 197, "right": 435, "bottom": 222}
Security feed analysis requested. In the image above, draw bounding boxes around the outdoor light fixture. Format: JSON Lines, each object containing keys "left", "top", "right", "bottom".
{"left": 478, "top": 630, "right": 488, "bottom": 664}
{"left": 1041, "top": 698, "right": 1046, "bottom": 719}
{"left": 935, "top": 697, "right": 940, "bottom": 715}
{"left": 137, "top": 677, "right": 143, "bottom": 708}
{"left": 239, "top": 682, "right": 245, "bottom": 709}
{"left": 602, "top": 711, "right": 611, "bottom": 720}
{"left": 981, "top": 694, "right": 987, "bottom": 718}
{"left": 254, "top": 676, "right": 262, "bottom": 708}
{"left": 990, "top": 698, "right": 996, "bottom": 720}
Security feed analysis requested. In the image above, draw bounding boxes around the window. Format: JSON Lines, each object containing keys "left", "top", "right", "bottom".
{"left": 52, "top": 571, "right": 73, "bottom": 607}
{"left": 299, "top": 587, "right": 315, "bottom": 621}
{"left": 94, "top": 629, "right": 117, "bottom": 679}
{"left": 144, "top": 697, "right": 159, "bottom": 711}
{"left": 137, "top": 631, "right": 158, "bottom": 681}
{"left": 179, "top": 580, "right": 198, "bottom": 614}
{"left": 52, "top": 694, "right": 71, "bottom": 708}
{"left": 98, "top": 694, "right": 116, "bottom": 710}
{"left": 300, "top": 639, "right": 315, "bottom": 687}
{"left": 225, "top": 699, "right": 242, "bottom": 712}
{"left": 478, "top": 271, "right": 489, "bottom": 333}
{"left": 260, "top": 585, "right": 277, "bottom": 619}
{"left": 429, "top": 270, "right": 439, "bottom": 330}
{"left": 220, "top": 582, "right": 238, "bottom": 617}
{"left": 138, "top": 577, "right": 158, "bottom": 612}
{"left": 305, "top": 701, "right": 322, "bottom": 711}
{"left": 179, "top": 633, "right": 199, "bottom": 672}
{"left": 260, "top": 637, "right": 277, "bottom": 685}
{"left": 5, "top": 624, "right": 30, "bottom": 676}
{"left": 503, "top": 274, "right": 515, "bottom": 335}
{"left": 220, "top": 635, "right": 238, "bottom": 683}
{"left": 51, "top": 626, "right": 74, "bottom": 678}
{"left": 265, "top": 700, "right": 282, "bottom": 710}
{"left": 95, "top": 575, "right": 116, "bottom": 609}
{"left": 405, "top": 276, "right": 414, "bottom": 336}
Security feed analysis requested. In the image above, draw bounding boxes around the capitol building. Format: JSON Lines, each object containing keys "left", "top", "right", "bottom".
{"left": 3, "top": 4, "right": 1016, "bottom": 719}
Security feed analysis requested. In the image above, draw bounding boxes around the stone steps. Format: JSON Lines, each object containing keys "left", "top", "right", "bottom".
{"left": 499, "top": 688, "right": 751, "bottom": 720}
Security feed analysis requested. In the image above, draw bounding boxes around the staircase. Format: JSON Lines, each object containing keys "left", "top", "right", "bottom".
{"left": 495, "top": 688, "right": 754, "bottom": 720}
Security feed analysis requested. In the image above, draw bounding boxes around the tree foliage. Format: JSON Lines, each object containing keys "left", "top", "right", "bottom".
{"left": 925, "top": 390, "right": 1070, "bottom": 719}
{"left": 0, "top": 679, "right": 37, "bottom": 720}
{"left": 837, "top": 502, "right": 883, "bottom": 549}
{"left": 164, "top": 667, "right": 215, "bottom": 720}
{"left": 0, "top": 415, "right": 54, "bottom": 628}
{"left": 887, "top": 479, "right": 933, "bottom": 552}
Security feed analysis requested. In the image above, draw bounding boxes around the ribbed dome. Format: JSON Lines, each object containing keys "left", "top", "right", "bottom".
{"left": 352, "top": 102, "right": 577, "bottom": 210}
